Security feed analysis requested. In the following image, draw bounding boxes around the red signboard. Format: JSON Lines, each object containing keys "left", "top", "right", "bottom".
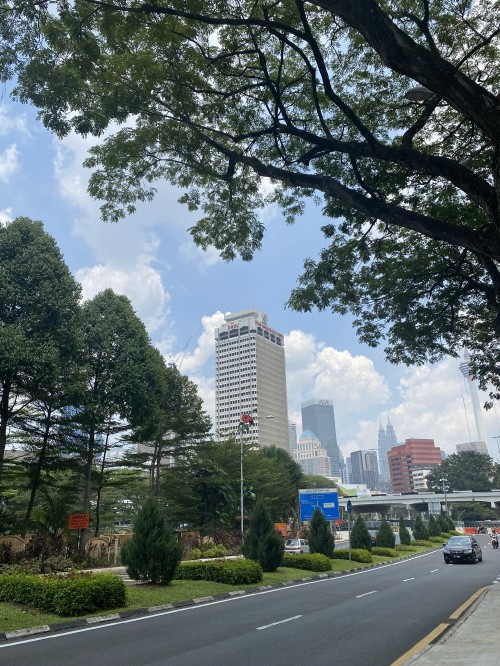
{"left": 68, "top": 513, "right": 90, "bottom": 530}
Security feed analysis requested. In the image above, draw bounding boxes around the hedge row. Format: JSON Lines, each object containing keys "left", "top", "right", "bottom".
{"left": 176, "top": 559, "right": 263, "bottom": 584}
{"left": 411, "top": 540, "right": 435, "bottom": 547}
{"left": 372, "top": 547, "right": 399, "bottom": 558}
{"left": 395, "top": 544, "right": 418, "bottom": 552}
{"left": 282, "top": 554, "right": 331, "bottom": 572}
{"left": 331, "top": 549, "right": 372, "bottom": 563}
{"left": 0, "top": 573, "right": 126, "bottom": 616}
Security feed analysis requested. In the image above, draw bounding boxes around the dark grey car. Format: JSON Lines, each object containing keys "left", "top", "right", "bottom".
{"left": 443, "top": 536, "right": 482, "bottom": 564}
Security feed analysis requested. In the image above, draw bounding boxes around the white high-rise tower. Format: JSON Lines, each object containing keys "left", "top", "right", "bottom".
{"left": 459, "top": 352, "right": 488, "bottom": 448}
{"left": 215, "top": 309, "right": 289, "bottom": 450}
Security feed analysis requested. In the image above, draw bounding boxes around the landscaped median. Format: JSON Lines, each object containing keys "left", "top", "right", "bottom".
{"left": 0, "top": 543, "right": 442, "bottom": 637}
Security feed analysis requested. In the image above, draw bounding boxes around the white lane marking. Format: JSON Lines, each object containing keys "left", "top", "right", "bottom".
{"left": 356, "top": 591, "right": 377, "bottom": 598}
{"left": 403, "top": 578, "right": 415, "bottom": 582}
{"left": 256, "top": 615, "right": 302, "bottom": 630}
{"left": 430, "top": 569, "right": 439, "bottom": 573}
{"left": 0, "top": 550, "right": 440, "bottom": 649}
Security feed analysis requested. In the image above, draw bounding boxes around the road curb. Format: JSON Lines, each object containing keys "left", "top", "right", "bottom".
{"left": 0, "top": 548, "right": 439, "bottom": 642}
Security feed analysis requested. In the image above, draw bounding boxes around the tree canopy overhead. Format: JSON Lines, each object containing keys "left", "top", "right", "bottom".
{"left": 2, "top": 0, "right": 499, "bottom": 391}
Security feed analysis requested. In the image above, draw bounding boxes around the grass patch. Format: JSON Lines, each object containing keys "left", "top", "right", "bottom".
{"left": 0, "top": 548, "right": 437, "bottom": 634}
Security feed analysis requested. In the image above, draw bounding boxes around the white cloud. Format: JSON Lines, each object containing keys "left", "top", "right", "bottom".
{"left": 0, "top": 144, "right": 19, "bottom": 182}
{"left": 0, "top": 207, "right": 13, "bottom": 225}
{"left": 77, "top": 260, "right": 171, "bottom": 334}
{"left": 178, "top": 241, "right": 221, "bottom": 270}
{"left": 0, "top": 107, "right": 30, "bottom": 137}
{"left": 175, "top": 311, "right": 226, "bottom": 374}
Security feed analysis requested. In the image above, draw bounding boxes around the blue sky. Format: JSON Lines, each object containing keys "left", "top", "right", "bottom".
{"left": 2, "top": 90, "right": 499, "bottom": 462}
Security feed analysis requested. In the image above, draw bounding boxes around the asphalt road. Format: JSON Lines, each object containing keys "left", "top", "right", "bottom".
{"left": 2, "top": 536, "right": 499, "bottom": 666}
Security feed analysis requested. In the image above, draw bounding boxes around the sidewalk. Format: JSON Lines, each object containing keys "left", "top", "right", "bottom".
{"left": 395, "top": 583, "right": 500, "bottom": 665}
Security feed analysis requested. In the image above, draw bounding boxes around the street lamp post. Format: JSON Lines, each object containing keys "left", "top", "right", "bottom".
{"left": 440, "top": 478, "right": 449, "bottom": 515}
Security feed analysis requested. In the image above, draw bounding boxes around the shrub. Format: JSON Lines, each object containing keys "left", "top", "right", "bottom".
{"left": 331, "top": 549, "right": 372, "bottom": 563}
{"left": 308, "top": 507, "right": 335, "bottom": 557}
{"left": 376, "top": 517, "right": 396, "bottom": 548}
{"left": 0, "top": 573, "right": 126, "bottom": 616}
{"left": 202, "top": 545, "right": 227, "bottom": 558}
{"left": 176, "top": 559, "right": 263, "bottom": 584}
{"left": 282, "top": 553, "right": 331, "bottom": 572}
{"left": 190, "top": 548, "right": 202, "bottom": 560}
{"left": 350, "top": 515, "right": 372, "bottom": 551}
{"left": 411, "top": 539, "right": 434, "bottom": 547}
{"left": 448, "top": 530, "right": 461, "bottom": 536}
{"left": 395, "top": 544, "right": 418, "bottom": 552}
{"left": 428, "top": 536, "right": 446, "bottom": 543}
{"left": 120, "top": 497, "right": 183, "bottom": 585}
{"left": 441, "top": 532, "right": 452, "bottom": 539}
{"left": 372, "top": 547, "right": 398, "bottom": 558}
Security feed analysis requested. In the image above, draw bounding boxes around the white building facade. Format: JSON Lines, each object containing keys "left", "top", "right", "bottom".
{"left": 215, "top": 309, "right": 289, "bottom": 450}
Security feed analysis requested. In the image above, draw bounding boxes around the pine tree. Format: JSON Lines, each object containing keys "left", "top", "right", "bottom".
{"left": 242, "top": 497, "right": 283, "bottom": 571}
{"left": 350, "top": 514, "right": 372, "bottom": 551}
{"left": 437, "top": 513, "right": 448, "bottom": 533}
{"left": 121, "top": 496, "right": 182, "bottom": 584}
{"left": 428, "top": 515, "right": 441, "bottom": 537}
{"left": 376, "top": 516, "right": 395, "bottom": 548}
{"left": 309, "top": 507, "right": 335, "bottom": 557}
{"left": 413, "top": 514, "right": 429, "bottom": 540}
{"left": 445, "top": 514, "right": 456, "bottom": 532}
{"left": 398, "top": 515, "right": 411, "bottom": 546}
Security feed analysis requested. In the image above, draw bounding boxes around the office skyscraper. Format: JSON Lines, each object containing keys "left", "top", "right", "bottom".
{"left": 378, "top": 417, "right": 398, "bottom": 483}
{"left": 215, "top": 309, "right": 289, "bottom": 450}
{"left": 349, "top": 449, "right": 380, "bottom": 489}
{"left": 301, "top": 398, "right": 341, "bottom": 477}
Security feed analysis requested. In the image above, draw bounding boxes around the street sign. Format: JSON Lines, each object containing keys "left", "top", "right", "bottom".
{"left": 68, "top": 513, "right": 90, "bottom": 530}
{"left": 299, "top": 489, "right": 339, "bottom": 522}
{"left": 347, "top": 500, "right": 352, "bottom": 514}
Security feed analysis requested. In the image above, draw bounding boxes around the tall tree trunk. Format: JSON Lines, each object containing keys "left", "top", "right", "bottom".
{"left": 94, "top": 427, "right": 111, "bottom": 537}
{"left": 79, "top": 429, "right": 95, "bottom": 556}
{"left": 0, "top": 379, "right": 12, "bottom": 487}
{"left": 21, "top": 407, "right": 53, "bottom": 537}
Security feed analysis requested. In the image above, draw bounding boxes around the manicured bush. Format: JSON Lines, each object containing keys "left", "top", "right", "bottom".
{"left": 372, "top": 547, "right": 399, "bottom": 558}
{"left": 429, "top": 536, "right": 446, "bottom": 543}
{"left": 308, "top": 507, "right": 335, "bottom": 557}
{"left": 203, "top": 545, "right": 227, "bottom": 558}
{"left": 282, "top": 553, "right": 331, "bottom": 572}
{"left": 331, "top": 549, "right": 372, "bottom": 563}
{"left": 189, "top": 548, "right": 202, "bottom": 560}
{"left": 120, "top": 497, "right": 183, "bottom": 585}
{"left": 411, "top": 539, "right": 435, "bottom": 547}
{"left": 376, "top": 516, "right": 396, "bottom": 548}
{"left": 395, "top": 544, "right": 418, "bottom": 552}
{"left": 448, "top": 530, "right": 461, "bottom": 536}
{"left": 176, "top": 559, "right": 263, "bottom": 584}
{"left": 0, "top": 573, "right": 126, "bottom": 616}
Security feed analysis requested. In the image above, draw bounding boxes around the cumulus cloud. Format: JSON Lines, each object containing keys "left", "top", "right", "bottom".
{"left": 178, "top": 241, "right": 221, "bottom": 270}
{"left": 77, "top": 260, "right": 171, "bottom": 334}
{"left": 0, "top": 144, "right": 19, "bottom": 182}
{"left": 0, "top": 207, "right": 13, "bottom": 225}
{"left": 0, "top": 107, "right": 30, "bottom": 137}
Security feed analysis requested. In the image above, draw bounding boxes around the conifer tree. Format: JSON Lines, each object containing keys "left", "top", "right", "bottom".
{"left": 398, "top": 515, "right": 412, "bottom": 546}
{"left": 444, "top": 514, "right": 456, "bottom": 532}
{"left": 376, "top": 516, "right": 395, "bottom": 548}
{"left": 350, "top": 514, "right": 372, "bottom": 551}
{"left": 428, "top": 515, "right": 441, "bottom": 537}
{"left": 309, "top": 507, "right": 335, "bottom": 557}
{"left": 121, "top": 496, "right": 182, "bottom": 584}
{"left": 413, "top": 514, "right": 429, "bottom": 540}
{"left": 242, "top": 497, "right": 283, "bottom": 572}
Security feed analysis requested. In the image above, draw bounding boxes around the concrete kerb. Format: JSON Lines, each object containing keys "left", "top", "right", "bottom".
{"left": 0, "top": 548, "right": 438, "bottom": 643}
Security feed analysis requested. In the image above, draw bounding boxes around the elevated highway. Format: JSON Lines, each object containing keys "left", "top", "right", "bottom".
{"left": 338, "top": 490, "right": 500, "bottom": 515}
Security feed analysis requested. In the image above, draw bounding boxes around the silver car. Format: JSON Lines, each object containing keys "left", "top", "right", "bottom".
{"left": 284, "top": 538, "right": 310, "bottom": 554}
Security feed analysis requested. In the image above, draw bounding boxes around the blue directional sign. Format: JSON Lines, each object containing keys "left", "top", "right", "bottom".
{"left": 299, "top": 488, "right": 340, "bottom": 522}
{"left": 347, "top": 499, "right": 352, "bottom": 514}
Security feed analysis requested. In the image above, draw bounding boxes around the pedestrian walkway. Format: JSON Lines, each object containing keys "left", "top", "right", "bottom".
{"left": 394, "top": 582, "right": 500, "bottom": 665}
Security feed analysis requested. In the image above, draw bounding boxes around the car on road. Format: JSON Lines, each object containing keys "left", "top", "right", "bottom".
{"left": 284, "top": 538, "right": 310, "bottom": 554}
{"left": 443, "top": 535, "right": 482, "bottom": 564}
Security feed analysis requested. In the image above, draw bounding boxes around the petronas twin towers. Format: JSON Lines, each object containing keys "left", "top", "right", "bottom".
{"left": 377, "top": 418, "right": 398, "bottom": 484}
